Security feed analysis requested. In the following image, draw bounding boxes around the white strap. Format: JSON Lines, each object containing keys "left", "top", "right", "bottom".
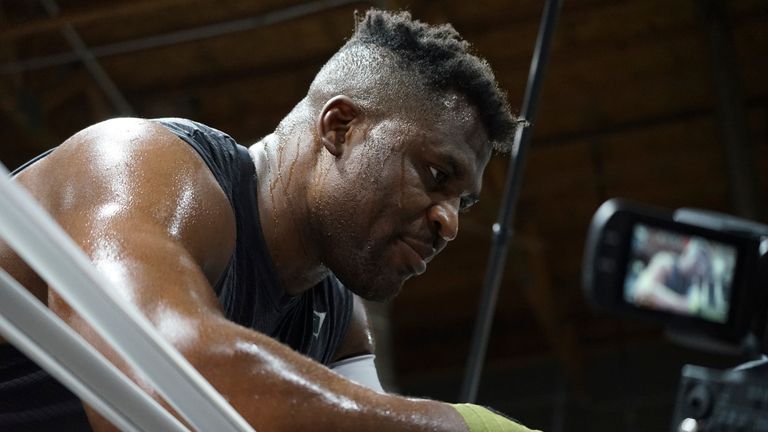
{"left": 330, "top": 354, "right": 385, "bottom": 393}
{"left": 0, "top": 269, "right": 188, "bottom": 432}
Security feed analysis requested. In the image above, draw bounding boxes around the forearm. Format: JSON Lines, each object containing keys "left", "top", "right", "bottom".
{"left": 172, "top": 316, "right": 468, "bottom": 432}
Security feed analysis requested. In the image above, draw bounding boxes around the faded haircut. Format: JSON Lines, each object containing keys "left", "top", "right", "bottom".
{"left": 307, "top": 9, "right": 521, "bottom": 152}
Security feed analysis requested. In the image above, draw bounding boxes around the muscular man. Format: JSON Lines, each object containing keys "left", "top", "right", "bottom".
{"left": 631, "top": 239, "right": 713, "bottom": 316}
{"left": 0, "top": 9, "right": 537, "bottom": 432}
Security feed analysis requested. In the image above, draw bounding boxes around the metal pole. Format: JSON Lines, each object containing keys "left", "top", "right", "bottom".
{"left": 460, "top": 0, "right": 563, "bottom": 403}
{"left": 695, "top": 0, "right": 762, "bottom": 220}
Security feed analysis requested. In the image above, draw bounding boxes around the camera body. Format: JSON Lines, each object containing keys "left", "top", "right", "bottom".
{"left": 583, "top": 198, "right": 768, "bottom": 352}
{"left": 672, "top": 361, "right": 768, "bottom": 432}
{"left": 582, "top": 199, "right": 768, "bottom": 431}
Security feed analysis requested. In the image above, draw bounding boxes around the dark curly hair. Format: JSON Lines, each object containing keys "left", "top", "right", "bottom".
{"left": 307, "top": 9, "right": 520, "bottom": 152}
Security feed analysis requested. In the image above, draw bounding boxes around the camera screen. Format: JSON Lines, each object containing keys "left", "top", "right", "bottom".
{"left": 623, "top": 224, "right": 737, "bottom": 323}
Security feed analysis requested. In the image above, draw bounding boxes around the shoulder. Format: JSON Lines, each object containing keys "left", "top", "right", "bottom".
{"left": 45, "top": 118, "right": 228, "bottom": 210}
{"left": 18, "top": 117, "right": 236, "bottom": 282}
{"left": 28, "top": 118, "right": 210, "bottom": 176}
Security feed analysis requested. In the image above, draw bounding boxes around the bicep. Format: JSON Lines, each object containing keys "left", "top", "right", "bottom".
{"left": 52, "top": 221, "right": 225, "bottom": 328}
{"left": 46, "top": 223, "right": 228, "bottom": 432}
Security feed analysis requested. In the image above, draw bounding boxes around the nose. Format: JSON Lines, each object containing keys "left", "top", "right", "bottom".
{"left": 428, "top": 199, "right": 459, "bottom": 242}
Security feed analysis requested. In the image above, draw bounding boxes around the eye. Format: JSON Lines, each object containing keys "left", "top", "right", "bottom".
{"left": 429, "top": 166, "right": 448, "bottom": 185}
{"left": 459, "top": 197, "right": 477, "bottom": 214}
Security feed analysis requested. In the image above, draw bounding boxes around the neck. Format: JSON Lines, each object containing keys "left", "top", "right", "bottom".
{"left": 248, "top": 133, "right": 328, "bottom": 296}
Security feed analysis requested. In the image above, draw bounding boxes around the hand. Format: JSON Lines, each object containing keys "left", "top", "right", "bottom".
{"left": 451, "top": 404, "right": 542, "bottom": 432}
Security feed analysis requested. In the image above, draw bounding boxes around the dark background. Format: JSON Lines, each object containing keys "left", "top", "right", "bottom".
{"left": 1, "top": 1, "right": 766, "bottom": 430}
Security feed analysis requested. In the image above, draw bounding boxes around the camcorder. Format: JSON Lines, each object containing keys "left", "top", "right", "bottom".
{"left": 583, "top": 198, "right": 768, "bottom": 432}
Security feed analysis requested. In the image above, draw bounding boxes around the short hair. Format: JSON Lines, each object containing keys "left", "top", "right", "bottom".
{"left": 307, "top": 9, "right": 521, "bottom": 152}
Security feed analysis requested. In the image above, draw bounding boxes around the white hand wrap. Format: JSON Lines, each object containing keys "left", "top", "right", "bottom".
{"left": 329, "top": 354, "right": 384, "bottom": 393}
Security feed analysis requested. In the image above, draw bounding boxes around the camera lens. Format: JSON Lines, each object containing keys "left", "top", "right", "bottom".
{"left": 686, "top": 383, "right": 713, "bottom": 418}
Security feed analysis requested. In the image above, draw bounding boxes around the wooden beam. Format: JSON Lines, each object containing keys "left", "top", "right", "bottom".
{"left": 0, "top": 0, "right": 197, "bottom": 41}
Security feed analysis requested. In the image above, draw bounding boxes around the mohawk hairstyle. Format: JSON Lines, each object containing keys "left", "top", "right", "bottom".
{"left": 348, "top": 9, "right": 521, "bottom": 152}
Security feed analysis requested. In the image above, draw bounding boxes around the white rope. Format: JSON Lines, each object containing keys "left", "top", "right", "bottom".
{"left": 0, "top": 268, "right": 189, "bottom": 432}
{"left": 0, "top": 162, "right": 255, "bottom": 432}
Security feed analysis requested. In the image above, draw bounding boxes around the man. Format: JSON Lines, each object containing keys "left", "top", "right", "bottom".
{"left": 0, "top": 9, "right": 538, "bottom": 432}
{"left": 632, "top": 239, "right": 715, "bottom": 317}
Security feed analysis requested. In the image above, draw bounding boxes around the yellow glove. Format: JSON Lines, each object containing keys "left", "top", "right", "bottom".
{"left": 451, "top": 404, "right": 542, "bottom": 432}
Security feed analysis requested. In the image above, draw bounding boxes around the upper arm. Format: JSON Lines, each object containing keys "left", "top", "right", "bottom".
{"left": 332, "top": 295, "right": 376, "bottom": 362}
{"left": 36, "top": 118, "right": 236, "bottom": 336}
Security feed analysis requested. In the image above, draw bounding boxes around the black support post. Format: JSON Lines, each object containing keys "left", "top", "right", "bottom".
{"left": 460, "top": 0, "right": 563, "bottom": 404}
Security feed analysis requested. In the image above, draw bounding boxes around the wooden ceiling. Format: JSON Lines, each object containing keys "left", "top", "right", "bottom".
{"left": 1, "top": 0, "right": 767, "bottom": 428}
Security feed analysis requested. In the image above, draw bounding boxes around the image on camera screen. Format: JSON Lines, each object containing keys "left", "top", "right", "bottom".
{"left": 623, "top": 224, "right": 737, "bottom": 323}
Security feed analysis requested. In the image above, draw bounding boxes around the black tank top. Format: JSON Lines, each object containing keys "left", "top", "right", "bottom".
{"left": 0, "top": 118, "right": 352, "bottom": 431}
{"left": 154, "top": 118, "right": 353, "bottom": 363}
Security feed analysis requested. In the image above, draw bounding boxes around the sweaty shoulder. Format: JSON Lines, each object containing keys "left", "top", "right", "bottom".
{"left": 19, "top": 117, "right": 236, "bottom": 285}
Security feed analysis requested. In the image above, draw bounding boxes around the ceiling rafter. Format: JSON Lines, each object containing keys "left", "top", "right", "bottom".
{"left": 0, "top": 0, "right": 196, "bottom": 41}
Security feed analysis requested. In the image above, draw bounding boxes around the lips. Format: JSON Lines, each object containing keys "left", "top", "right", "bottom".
{"left": 399, "top": 237, "right": 436, "bottom": 276}
{"left": 401, "top": 237, "right": 436, "bottom": 263}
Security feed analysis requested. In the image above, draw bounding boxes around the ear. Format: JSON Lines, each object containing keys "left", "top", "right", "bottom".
{"left": 316, "top": 95, "right": 359, "bottom": 157}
